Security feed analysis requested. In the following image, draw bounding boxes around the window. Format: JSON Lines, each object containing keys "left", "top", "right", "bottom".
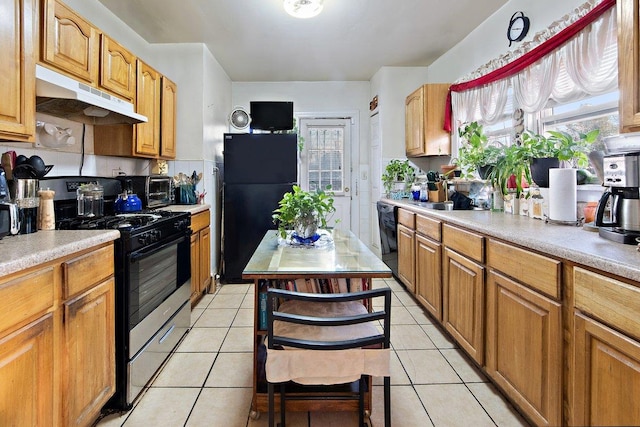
{"left": 539, "top": 91, "right": 619, "bottom": 149}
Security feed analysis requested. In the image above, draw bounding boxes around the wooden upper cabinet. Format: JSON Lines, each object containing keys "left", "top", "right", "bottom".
{"left": 618, "top": 0, "right": 640, "bottom": 133}
{"left": 40, "top": 0, "right": 99, "bottom": 85}
{"left": 0, "top": 0, "right": 36, "bottom": 142}
{"left": 160, "top": 76, "right": 177, "bottom": 159}
{"left": 135, "top": 59, "right": 161, "bottom": 157}
{"left": 99, "top": 34, "right": 136, "bottom": 102}
{"left": 405, "top": 86, "right": 424, "bottom": 156}
{"left": 405, "top": 83, "right": 451, "bottom": 157}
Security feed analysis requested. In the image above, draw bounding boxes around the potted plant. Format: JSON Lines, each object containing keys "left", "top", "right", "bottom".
{"left": 382, "top": 159, "right": 415, "bottom": 197}
{"left": 456, "top": 121, "right": 503, "bottom": 179}
{"left": 488, "top": 143, "right": 532, "bottom": 199}
{"left": 522, "top": 129, "right": 600, "bottom": 187}
{"left": 272, "top": 185, "right": 336, "bottom": 240}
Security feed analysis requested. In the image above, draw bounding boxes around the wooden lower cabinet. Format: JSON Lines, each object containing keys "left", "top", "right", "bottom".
{"left": 0, "top": 241, "right": 115, "bottom": 427}
{"left": 62, "top": 278, "right": 115, "bottom": 426}
{"left": 442, "top": 247, "right": 485, "bottom": 364}
{"left": 573, "top": 312, "right": 640, "bottom": 426}
{"left": 397, "top": 223, "right": 415, "bottom": 293}
{"left": 572, "top": 266, "right": 640, "bottom": 426}
{"left": 190, "top": 210, "right": 212, "bottom": 306}
{"left": 415, "top": 234, "right": 442, "bottom": 320}
{"left": 0, "top": 314, "right": 54, "bottom": 427}
{"left": 486, "top": 270, "right": 562, "bottom": 426}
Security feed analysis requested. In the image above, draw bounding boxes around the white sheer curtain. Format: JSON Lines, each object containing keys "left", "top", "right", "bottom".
{"left": 452, "top": 3, "right": 617, "bottom": 129}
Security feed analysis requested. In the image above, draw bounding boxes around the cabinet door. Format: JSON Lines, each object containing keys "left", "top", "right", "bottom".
{"left": 486, "top": 270, "right": 562, "bottom": 426}
{"left": 619, "top": 0, "right": 640, "bottom": 132}
{"left": 199, "top": 226, "right": 212, "bottom": 293}
{"left": 415, "top": 234, "right": 442, "bottom": 321}
{"left": 573, "top": 312, "right": 640, "bottom": 426}
{"left": 423, "top": 84, "right": 451, "bottom": 156}
{"left": 190, "top": 231, "right": 201, "bottom": 305}
{"left": 405, "top": 86, "right": 424, "bottom": 156}
{"left": 62, "top": 278, "right": 115, "bottom": 427}
{"left": 160, "top": 76, "right": 177, "bottom": 159}
{"left": 135, "top": 60, "right": 161, "bottom": 157}
{"left": 99, "top": 34, "right": 136, "bottom": 102}
{"left": 0, "top": 0, "right": 35, "bottom": 142}
{"left": 0, "top": 314, "right": 54, "bottom": 427}
{"left": 397, "top": 223, "right": 415, "bottom": 293}
{"left": 41, "top": 0, "right": 99, "bottom": 84}
{"left": 443, "top": 247, "right": 485, "bottom": 363}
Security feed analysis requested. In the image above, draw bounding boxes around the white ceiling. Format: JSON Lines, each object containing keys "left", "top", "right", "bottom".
{"left": 97, "top": 0, "right": 509, "bottom": 82}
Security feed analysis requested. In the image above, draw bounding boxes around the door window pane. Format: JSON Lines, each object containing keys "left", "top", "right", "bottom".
{"left": 306, "top": 127, "right": 344, "bottom": 192}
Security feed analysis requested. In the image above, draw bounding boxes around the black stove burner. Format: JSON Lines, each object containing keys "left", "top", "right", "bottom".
{"left": 57, "top": 210, "right": 187, "bottom": 233}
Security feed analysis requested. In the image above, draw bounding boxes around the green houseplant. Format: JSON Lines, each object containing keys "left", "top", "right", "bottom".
{"left": 521, "top": 129, "right": 600, "bottom": 187}
{"left": 456, "top": 121, "right": 503, "bottom": 179}
{"left": 382, "top": 159, "right": 415, "bottom": 196}
{"left": 272, "top": 185, "right": 336, "bottom": 239}
{"left": 487, "top": 143, "right": 532, "bottom": 197}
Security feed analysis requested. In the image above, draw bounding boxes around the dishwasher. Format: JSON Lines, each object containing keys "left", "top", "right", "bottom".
{"left": 376, "top": 201, "right": 398, "bottom": 279}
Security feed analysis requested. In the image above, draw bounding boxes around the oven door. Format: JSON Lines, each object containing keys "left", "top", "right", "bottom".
{"left": 126, "top": 231, "right": 191, "bottom": 334}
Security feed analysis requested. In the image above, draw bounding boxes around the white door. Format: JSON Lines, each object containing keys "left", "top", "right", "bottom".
{"left": 299, "top": 118, "right": 351, "bottom": 232}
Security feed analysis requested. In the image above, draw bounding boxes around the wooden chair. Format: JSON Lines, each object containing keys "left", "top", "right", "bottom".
{"left": 265, "top": 287, "right": 392, "bottom": 427}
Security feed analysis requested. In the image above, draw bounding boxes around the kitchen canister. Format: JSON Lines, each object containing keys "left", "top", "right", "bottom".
{"left": 548, "top": 168, "right": 577, "bottom": 222}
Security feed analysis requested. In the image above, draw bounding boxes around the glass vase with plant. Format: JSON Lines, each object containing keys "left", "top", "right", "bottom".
{"left": 272, "top": 185, "right": 336, "bottom": 240}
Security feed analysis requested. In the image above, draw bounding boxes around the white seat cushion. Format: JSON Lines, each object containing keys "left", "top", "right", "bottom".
{"left": 266, "top": 299, "right": 390, "bottom": 385}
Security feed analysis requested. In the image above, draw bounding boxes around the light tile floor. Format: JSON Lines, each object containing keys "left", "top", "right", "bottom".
{"left": 96, "top": 278, "right": 530, "bottom": 427}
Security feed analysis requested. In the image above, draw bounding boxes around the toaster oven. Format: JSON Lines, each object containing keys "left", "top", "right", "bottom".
{"left": 116, "top": 175, "right": 173, "bottom": 209}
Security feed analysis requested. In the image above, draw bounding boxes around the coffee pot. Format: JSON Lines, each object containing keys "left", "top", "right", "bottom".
{"left": 595, "top": 152, "right": 640, "bottom": 243}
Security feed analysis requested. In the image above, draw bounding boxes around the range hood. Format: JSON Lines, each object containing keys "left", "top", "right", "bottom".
{"left": 35, "top": 65, "right": 148, "bottom": 125}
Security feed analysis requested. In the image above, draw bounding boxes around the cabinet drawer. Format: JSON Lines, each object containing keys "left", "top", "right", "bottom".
{"left": 191, "top": 210, "right": 210, "bottom": 233}
{"left": 397, "top": 208, "right": 415, "bottom": 228}
{"left": 487, "top": 239, "right": 560, "bottom": 300}
{"left": 442, "top": 224, "right": 484, "bottom": 263}
{"left": 416, "top": 214, "right": 441, "bottom": 241}
{"left": 574, "top": 267, "right": 640, "bottom": 341}
{"left": 63, "top": 245, "right": 114, "bottom": 298}
{"left": 0, "top": 267, "right": 55, "bottom": 334}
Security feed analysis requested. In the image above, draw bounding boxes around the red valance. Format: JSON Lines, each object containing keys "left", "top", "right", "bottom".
{"left": 444, "top": 0, "right": 617, "bottom": 132}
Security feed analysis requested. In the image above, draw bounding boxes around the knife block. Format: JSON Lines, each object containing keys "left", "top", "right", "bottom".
{"left": 428, "top": 182, "right": 446, "bottom": 202}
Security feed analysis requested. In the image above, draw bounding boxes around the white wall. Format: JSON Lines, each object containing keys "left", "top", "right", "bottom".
{"left": 232, "top": 81, "right": 371, "bottom": 241}
{"left": 428, "top": 0, "right": 589, "bottom": 82}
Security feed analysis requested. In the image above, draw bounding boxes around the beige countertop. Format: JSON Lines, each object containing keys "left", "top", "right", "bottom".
{"left": 384, "top": 198, "right": 640, "bottom": 283}
{"left": 161, "top": 203, "right": 210, "bottom": 215}
{"left": 0, "top": 230, "right": 120, "bottom": 277}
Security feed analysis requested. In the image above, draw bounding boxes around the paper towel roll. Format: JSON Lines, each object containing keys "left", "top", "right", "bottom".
{"left": 548, "top": 168, "right": 577, "bottom": 221}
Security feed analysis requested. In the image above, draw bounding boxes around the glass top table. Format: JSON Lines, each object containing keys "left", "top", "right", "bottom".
{"left": 242, "top": 229, "right": 392, "bottom": 279}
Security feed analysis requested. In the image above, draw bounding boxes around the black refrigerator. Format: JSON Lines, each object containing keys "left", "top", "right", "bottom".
{"left": 222, "top": 133, "right": 298, "bottom": 282}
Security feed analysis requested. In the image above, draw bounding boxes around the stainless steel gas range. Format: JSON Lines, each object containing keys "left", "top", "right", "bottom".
{"left": 43, "top": 176, "right": 191, "bottom": 409}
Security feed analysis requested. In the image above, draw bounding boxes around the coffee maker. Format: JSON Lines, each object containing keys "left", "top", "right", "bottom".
{"left": 595, "top": 152, "right": 640, "bottom": 243}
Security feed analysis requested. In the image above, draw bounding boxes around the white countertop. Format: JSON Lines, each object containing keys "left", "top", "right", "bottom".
{"left": 385, "top": 198, "right": 640, "bottom": 283}
{"left": 161, "top": 203, "right": 210, "bottom": 215}
{"left": 0, "top": 230, "right": 120, "bottom": 277}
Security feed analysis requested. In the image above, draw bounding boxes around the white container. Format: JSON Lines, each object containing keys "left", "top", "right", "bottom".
{"left": 548, "top": 168, "right": 577, "bottom": 222}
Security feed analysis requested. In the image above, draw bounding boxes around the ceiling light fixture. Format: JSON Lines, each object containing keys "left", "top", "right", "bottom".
{"left": 284, "top": 0, "right": 324, "bottom": 19}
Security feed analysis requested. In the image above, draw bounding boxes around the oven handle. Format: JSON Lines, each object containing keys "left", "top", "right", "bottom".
{"left": 129, "top": 232, "right": 189, "bottom": 263}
